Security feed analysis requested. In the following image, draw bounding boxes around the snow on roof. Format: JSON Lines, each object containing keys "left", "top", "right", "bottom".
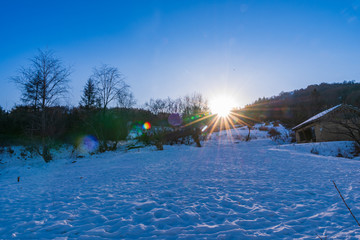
{"left": 292, "top": 104, "right": 342, "bottom": 130}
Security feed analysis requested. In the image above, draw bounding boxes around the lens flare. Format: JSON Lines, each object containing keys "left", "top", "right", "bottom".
{"left": 179, "top": 93, "right": 261, "bottom": 145}
{"left": 78, "top": 135, "right": 99, "bottom": 153}
{"left": 143, "top": 122, "right": 151, "bottom": 130}
{"left": 202, "top": 125, "right": 208, "bottom": 132}
{"left": 168, "top": 113, "right": 182, "bottom": 126}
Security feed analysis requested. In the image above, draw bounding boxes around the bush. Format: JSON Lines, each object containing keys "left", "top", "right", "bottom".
{"left": 7, "top": 147, "right": 14, "bottom": 155}
{"left": 268, "top": 128, "right": 281, "bottom": 138}
{"left": 135, "top": 128, "right": 167, "bottom": 150}
{"left": 354, "top": 143, "right": 360, "bottom": 157}
{"left": 137, "top": 127, "right": 202, "bottom": 149}
{"left": 268, "top": 128, "right": 293, "bottom": 144}
{"left": 311, "top": 147, "right": 319, "bottom": 155}
{"left": 289, "top": 131, "right": 296, "bottom": 143}
{"left": 234, "top": 135, "right": 244, "bottom": 141}
{"left": 273, "top": 121, "right": 280, "bottom": 127}
{"left": 259, "top": 126, "right": 269, "bottom": 131}
{"left": 83, "top": 110, "right": 128, "bottom": 152}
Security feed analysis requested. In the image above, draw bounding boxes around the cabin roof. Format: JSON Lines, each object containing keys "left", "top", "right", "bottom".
{"left": 292, "top": 104, "right": 343, "bottom": 130}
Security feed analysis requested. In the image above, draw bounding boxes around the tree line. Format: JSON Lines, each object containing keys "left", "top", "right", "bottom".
{"left": 0, "top": 49, "right": 210, "bottom": 161}
{"left": 5, "top": 49, "right": 359, "bottom": 161}
{"left": 240, "top": 81, "right": 360, "bottom": 127}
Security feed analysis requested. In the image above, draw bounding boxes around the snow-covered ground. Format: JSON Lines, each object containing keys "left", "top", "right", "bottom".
{"left": 274, "top": 141, "right": 359, "bottom": 159}
{"left": 1, "top": 127, "right": 360, "bottom": 239}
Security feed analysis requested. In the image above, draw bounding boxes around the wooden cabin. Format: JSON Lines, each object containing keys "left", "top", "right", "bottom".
{"left": 292, "top": 104, "right": 360, "bottom": 143}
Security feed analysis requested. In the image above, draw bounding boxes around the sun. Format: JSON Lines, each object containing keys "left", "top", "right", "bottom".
{"left": 209, "top": 95, "right": 236, "bottom": 117}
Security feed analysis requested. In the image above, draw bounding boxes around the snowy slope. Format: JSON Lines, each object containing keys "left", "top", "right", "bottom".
{"left": 273, "top": 141, "right": 358, "bottom": 159}
{"left": 1, "top": 129, "right": 360, "bottom": 239}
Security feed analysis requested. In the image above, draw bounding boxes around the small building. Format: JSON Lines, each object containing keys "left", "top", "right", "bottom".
{"left": 292, "top": 104, "right": 360, "bottom": 143}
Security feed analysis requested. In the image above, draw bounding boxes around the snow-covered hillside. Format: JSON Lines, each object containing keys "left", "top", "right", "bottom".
{"left": 1, "top": 127, "right": 360, "bottom": 239}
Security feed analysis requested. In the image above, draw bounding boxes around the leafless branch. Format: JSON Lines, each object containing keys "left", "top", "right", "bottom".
{"left": 91, "top": 64, "right": 128, "bottom": 110}
{"left": 11, "top": 49, "right": 71, "bottom": 162}
{"left": 332, "top": 180, "right": 360, "bottom": 227}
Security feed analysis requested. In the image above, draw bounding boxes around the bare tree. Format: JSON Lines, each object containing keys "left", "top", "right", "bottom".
{"left": 117, "top": 88, "right": 136, "bottom": 108}
{"left": 145, "top": 98, "right": 168, "bottom": 114}
{"left": 91, "top": 64, "right": 128, "bottom": 111}
{"left": 12, "top": 49, "right": 71, "bottom": 162}
{"left": 145, "top": 94, "right": 208, "bottom": 116}
{"left": 323, "top": 108, "right": 360, "bottom": 146}
{"left": 182, "top": 92, "right": 209, "bottom": 117}
{"left": 164, "top": 97, "right": 184, "bottom": 114}
{"left": 14, "top": 50, "right": 70, "bottom": 109}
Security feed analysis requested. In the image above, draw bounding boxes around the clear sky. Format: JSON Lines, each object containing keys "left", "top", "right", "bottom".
{"left": 1, "top": 0, "right": 360, "bottom": 110}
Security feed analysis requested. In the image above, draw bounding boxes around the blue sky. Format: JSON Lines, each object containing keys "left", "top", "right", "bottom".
{"left": 1, "top": 0, "right": 360, "bottom": 110}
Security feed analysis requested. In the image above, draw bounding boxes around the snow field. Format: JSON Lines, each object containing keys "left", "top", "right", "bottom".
{"left": 273, "top": 141, "right": 359, "bottom": 159}
{"left": 1, "top": 127, "right": 360, "bottom": 239}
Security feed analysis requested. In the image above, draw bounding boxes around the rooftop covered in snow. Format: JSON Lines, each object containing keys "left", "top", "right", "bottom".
{"left": 292, "top": 104, "right": 349, "bottom": 130}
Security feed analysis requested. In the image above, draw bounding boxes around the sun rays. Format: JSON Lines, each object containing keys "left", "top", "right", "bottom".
{"left": 209, "top": 96, "right": 236, "bottom": 118}
{"left": 180, "top": 94, "right": 260, "bottom": 143}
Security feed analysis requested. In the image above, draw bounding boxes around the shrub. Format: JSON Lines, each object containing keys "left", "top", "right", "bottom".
{"left": 289, "top": 131, "right": 296, "bottom": 143}
{"left": 20, "top": 149, "right": 27, "bottom": 158}
{"left": 155, "top": 141, "right": 164, "bottom": 151}
{"left": 234, "top": 135, "right": 243, "bottom": 141}
{"left": 353, "top": 143, "right": 360, "bottom": 157}
{"left": 259, "top": 126, "right": 268, "bottom": 131}
{"left": 7, "top": 147, "right": 14, "bottom": 155}
{"left": 41, "top": 146, "right": 52, "bottom": 162}
{"left": 163, "top": 127, "right": 201, "bottom": 147}
{"left": 137, "top": 127, "right": 202, "bottom": 149}
{"left": 86, "top": 110, "right": 128, "bottom": 152}
{"left": 135, "top": 128, "right": 167, "bottom": 150}
{"left": 268, "top": 128, "right": 293, "bottom": 144}
{"left": 311, "top": 147, "right": 319, "bottom": 155}
{"left": 336, "top": 152, "right": 344, "bottom": 158}
{"left": 137, "top": 131, "right": 152, "bottom": 146}
{"left": 24, "top": 145, "right": 38, "bottom": 158}
{"left": 268, "top": 128, "right": 281, "bottom": 138}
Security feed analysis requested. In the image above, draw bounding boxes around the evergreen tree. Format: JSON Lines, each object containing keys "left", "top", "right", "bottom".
{"left": 310, "top": 88, "right": 323, "bottom": 115}
{"left": 80, "top": 78, "right": 99, "bottom": 109}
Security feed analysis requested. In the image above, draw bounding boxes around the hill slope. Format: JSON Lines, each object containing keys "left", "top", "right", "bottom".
{"left": 241, "top": 81, "right": 360, "bottom": 127}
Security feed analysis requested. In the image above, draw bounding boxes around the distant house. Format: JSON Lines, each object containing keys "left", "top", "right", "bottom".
{"left": 292, "top": 104, "right": 360, "bottom": 143}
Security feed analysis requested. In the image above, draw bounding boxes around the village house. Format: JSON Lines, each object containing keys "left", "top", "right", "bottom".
{"left": 292, "top": 104, "right": 360, "bottom": 143}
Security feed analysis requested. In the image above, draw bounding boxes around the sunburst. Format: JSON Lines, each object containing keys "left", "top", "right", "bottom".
{"left": 209, "top": 96, "right": 235, "bottom": 118}
{"left": 181, "top": 95, "right": 259, "bottom": 142}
